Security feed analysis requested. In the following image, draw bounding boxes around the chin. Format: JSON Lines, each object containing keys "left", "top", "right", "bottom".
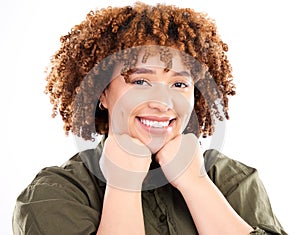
{"left": 147, "top": 143, "right": 164, "bottom": 154}
{"left": 139, "top": 134, "right": 172, "bottom": 154}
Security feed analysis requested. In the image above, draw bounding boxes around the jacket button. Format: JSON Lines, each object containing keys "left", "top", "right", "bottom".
{"left": 159, "top": 214, "right": 166, "bottom": 222}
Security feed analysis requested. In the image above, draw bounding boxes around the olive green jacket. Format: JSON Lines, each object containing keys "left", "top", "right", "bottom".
{"left": 13, "top": 146, "right": 287, "bottom": 234}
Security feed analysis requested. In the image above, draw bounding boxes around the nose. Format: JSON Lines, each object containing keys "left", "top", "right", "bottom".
{"left": 147, "top": 84, "right": 174, "bottom": 112}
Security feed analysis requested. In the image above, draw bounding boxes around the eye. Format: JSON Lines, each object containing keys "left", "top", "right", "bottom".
{"left": 172, "top": 82, "right": 189, "bottom": 88}
{"left": 132, "top": 79, "right": 151, "bottom": 86}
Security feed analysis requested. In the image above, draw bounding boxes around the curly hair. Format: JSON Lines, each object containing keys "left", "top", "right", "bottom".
{"left": 45, "top": 2, "right": 235, "bottom": 140}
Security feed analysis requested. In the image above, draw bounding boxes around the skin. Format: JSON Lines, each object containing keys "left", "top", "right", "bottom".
{"left": 97, "top": 51, "right": 253, "bottom": 234}
{"left": 101, "top": 50, "right": 194, "bottom": 153}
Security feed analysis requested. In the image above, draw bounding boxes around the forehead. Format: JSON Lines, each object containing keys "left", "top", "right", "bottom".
{"left": 111, "top": 46, "right": 191, "bottom": 79}
{"left": 135, "top": 47, "right": 188, "bottom": 71}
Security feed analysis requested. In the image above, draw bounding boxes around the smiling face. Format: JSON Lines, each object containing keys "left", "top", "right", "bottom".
{"left": 101, "top": 48, "right": 195, "bottom": 153}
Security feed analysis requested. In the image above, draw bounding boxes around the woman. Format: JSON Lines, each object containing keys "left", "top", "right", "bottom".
{"left": 13, "top": 2, "right": 287, "bottom": 234}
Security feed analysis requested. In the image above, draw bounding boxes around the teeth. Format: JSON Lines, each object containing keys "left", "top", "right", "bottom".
{"left": 140, "top": 118, "right": 170, "bottom": 128}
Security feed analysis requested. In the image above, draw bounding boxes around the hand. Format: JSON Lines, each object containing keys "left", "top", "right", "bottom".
{"left": 155, "top": 133, "right": 206, "bottom": 190}
{"left": 100, "top": 134, "right": 152, "bottom": 191}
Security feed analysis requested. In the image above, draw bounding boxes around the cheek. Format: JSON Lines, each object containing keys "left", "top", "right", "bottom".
{"left": 185, "top": 90, "right": 195, "bottom": 114}
{"left": 108, "top": 87, "right": 148, "bottom": 134}
{"left": 172, "top": 91, "right": 194, "bottom": 130}
{"left": 105, "top": 83, "right": 132, "bottom": 114}
{"left": 174, "top": 90, "right": 194, "bottom": 114}
{"left": 104, "top": 76, "right": 130, "bottom": 111}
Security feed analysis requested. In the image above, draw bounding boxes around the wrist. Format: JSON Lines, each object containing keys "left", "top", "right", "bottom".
{"left": 176, "top": 175, "right": 210, "bottom": 195}
{"left": 106, "top": 184, "right": 143, "bottom": 195}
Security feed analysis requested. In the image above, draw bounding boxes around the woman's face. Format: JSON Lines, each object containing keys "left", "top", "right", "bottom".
{"left": 101, "top": 49, "right": 194, "bottom": 153}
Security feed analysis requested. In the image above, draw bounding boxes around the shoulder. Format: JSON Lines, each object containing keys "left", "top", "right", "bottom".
{"left": 13, "top": 150, "right": 105, "bottom": 234}
{"left": 13, "top": 148, "right": 105, "bottom": 234}
{"left": 203, "top": 150, "right": 288, "bottom": 234}
{"left": 203, "top": 149, "right": 258, "bottom": 196}
{"left": 16, "top": 148, "right": 105, "bottom": 204}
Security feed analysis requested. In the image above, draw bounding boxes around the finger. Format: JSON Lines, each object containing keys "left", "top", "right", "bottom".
{"left": 107, "top": 134, "right": 151, "bottom": 158}
{"left": 115, "top": 134, "right": 151, "bottom": 158}
{"left": 158, "top": 133, "right": 206, "bottom": 180}
{"left": 155, "top": 134, "right": 182, "bottom": 165}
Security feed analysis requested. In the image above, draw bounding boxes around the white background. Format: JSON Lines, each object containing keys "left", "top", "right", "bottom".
{"left": 1, "top": 0, "right": 299, "bottom": 234}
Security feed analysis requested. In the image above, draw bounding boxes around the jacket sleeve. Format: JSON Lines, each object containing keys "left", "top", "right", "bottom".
{"left": 204, "top": 149, "right": 288, "bottom": 235}
{"left": 12, "top": 159, "right": 104, "bottom": 235}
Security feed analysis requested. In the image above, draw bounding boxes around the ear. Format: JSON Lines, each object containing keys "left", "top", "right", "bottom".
{"left": 100, "top": 91, "right": 108, "bottom": 109}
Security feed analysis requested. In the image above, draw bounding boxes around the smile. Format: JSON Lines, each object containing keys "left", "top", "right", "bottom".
{"left": 137, "top": 117, "right": 176, "bottom": 129}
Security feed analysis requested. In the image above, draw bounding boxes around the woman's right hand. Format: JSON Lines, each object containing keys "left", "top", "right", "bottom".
{"left": 100, "top": 134, "right": 152, "bottom": 191}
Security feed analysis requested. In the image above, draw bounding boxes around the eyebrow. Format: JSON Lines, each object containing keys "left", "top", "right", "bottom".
{"left": 173, "top": 71, "right": 191, "bottom": 78}
{"left": 130, "top": 68, "right": 191, "bottom": 77}
{"left": 130, "top": 68, "right": 155, "bottom": 75}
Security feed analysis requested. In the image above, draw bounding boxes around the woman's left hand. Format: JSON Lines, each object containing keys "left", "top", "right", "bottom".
{"left": 155, "top": 133, "right": 207, "bottom": 190}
